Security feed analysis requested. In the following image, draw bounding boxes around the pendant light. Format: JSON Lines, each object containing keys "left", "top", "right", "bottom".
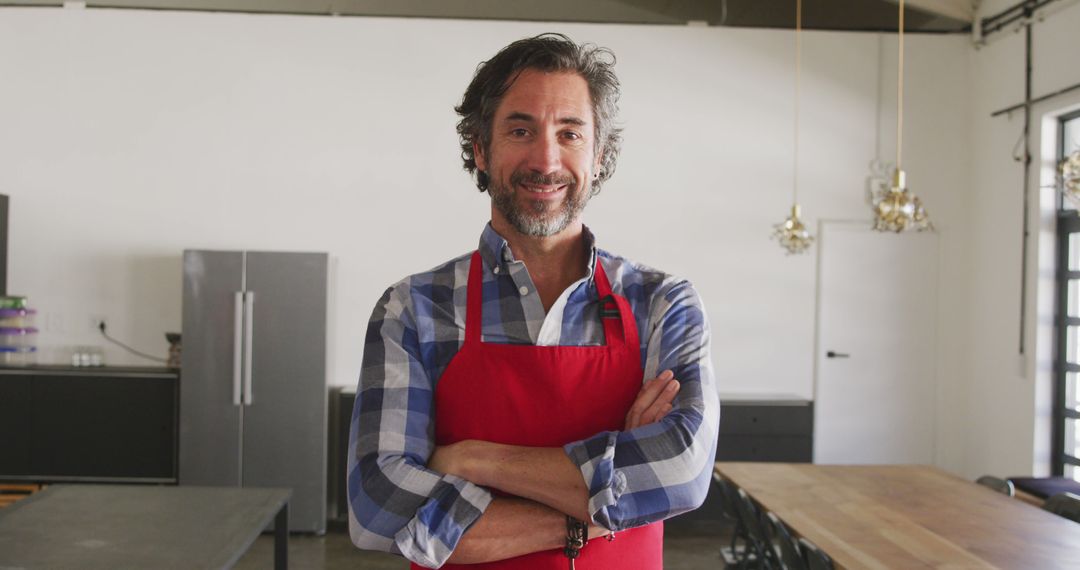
{"left": 772, "top": 0, "right": 815, "bottom": 254}
{"left": 872, "top": 0, "right": 933, "bottom": 233}
{"left": 1062, "top": 150, "right": 1080, "bottom": 207}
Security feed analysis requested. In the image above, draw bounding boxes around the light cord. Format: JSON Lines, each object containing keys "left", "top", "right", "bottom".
{"left": 897, "top": 0, "right": 904, "bottom": 171}
{"left": 793, "top": 0, "right": 802, "bottom": 204}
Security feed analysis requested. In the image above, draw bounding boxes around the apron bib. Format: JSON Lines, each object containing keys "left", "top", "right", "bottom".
{"left": 415, "top": 251, "right": 663, "bottom": 569}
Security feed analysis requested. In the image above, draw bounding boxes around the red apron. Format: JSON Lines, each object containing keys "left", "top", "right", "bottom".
{"left": 417, "top": 251, "right": 663, "bottom": 569}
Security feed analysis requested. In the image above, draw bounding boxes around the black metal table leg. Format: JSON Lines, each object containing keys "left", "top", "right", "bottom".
{"left": 274, "top": 502, "right": 289, "bottom": 570}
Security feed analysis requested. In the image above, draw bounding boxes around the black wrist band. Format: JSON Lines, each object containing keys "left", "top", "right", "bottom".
{"left": 564, "top": 516, "right": 587, "bottom": 559}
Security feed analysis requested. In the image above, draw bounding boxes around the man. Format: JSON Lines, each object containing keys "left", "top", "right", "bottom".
{"left": 348, "top": 33, "right": 718, "bottom": 569}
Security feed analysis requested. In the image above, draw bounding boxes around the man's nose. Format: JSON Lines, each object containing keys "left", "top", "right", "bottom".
{"left": 527, "top": 133, "right": 562, "bottom": 174}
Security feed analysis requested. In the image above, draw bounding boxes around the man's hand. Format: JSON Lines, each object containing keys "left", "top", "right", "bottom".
{"left": 430, "top": 372, "right": 681, "bottom": 482}
{"left": 428, "top": 439, "right": 478, "bottom": 479}
{"left": 446, "top": 497, "right": 611, "bottom": 565}
{"left": 625, "top": 370, "right": 680, "bottom": 430}
{"left": 425, "top": 372, "right": 680, "bottom": 525}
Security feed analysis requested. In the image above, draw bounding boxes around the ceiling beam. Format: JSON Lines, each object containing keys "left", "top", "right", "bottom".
{"left": 884, "top": 0, "right": 975, "bottom": 22}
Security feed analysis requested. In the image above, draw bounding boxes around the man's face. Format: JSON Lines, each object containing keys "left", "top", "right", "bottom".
{"left": 475, "top": 69, "right": 602, "bottom": 238}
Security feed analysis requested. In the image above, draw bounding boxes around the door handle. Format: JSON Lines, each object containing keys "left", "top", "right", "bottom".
{"left": 826, "top": 350, "right": 850, "bottom": 359}
{"left": 243, "top": 291, "right": 255, "bottom": 405}
{"left": 233, "top": 291, "right": 244, "bottom": 406}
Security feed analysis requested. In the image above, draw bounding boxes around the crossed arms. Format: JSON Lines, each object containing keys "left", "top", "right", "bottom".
{"left": 429, "top": 371, "right": 682, "bottom": 563}
{"left": 347, "top": 276, "right": 719, "bottom": 568}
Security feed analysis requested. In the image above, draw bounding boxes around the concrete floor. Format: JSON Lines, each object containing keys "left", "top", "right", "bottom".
{"left": 235, "top": 523, "right": 729, "bottom": 569}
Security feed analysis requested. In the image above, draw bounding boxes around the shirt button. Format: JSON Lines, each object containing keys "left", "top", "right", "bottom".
{"left": 518, "top": 286, "right": 529, "bottom": 296}
{"left": 493, "top": 266, "right": 500, "bottom": 274}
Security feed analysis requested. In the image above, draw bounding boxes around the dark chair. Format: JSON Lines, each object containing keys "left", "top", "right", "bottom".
{"left": 764, "top": 511, "right": 807, "bottom": 570}
{"left": 1007, "top": 476, "right": 1080, "bottom": 499}
{"left": 1042, "top": 492, "right": 1080, "bottom": 523}
{"left": 797, "top": 537, "right": 835, "bottom": 570}
{"left": 976, "top": 475, "right": 1015, "bottom": 496}
{"left": 732, "top": 487, "right": 779, "bottom": 569}
{"left": 713, "top": 473, "right": 751, "bottom": 565}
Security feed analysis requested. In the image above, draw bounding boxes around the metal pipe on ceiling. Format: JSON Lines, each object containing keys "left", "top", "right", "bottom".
{"left": 979, "top": 0, "right": 1060, "bottom": 37}
{"left": 980, "top": 0, "right": 1074, "bottom": 355}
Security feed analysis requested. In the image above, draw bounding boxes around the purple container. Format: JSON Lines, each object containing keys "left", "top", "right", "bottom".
{"left": 0, "top": 327, "right": 38, "bottom": 347}
{"left": 0, "top": 309, "right": 36, "bottom": 328}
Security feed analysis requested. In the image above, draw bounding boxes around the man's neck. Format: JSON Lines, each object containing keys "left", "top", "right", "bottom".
{"left": 490, "top": 215, "right": 588, "bottom": 313}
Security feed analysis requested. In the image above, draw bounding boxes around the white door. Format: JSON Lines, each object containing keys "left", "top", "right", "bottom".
{"left": 814, "top": 222, "right": 938, "bottom": 464}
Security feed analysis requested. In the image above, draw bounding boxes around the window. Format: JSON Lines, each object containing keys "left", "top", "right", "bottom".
{"left": 1053, "top": 110, "right": 1080, "bottom": 480}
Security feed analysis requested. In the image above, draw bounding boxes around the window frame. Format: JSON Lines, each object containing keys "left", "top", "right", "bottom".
{"left": 1053, "top": 109, "right": 1080, "bottom": 478}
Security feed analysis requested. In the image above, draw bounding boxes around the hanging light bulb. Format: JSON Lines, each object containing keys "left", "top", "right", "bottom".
{"left": 873, "top": 169, "right": 932, "bottom": 232}
{"left": 1062, "top": 151, "right": 1080, "bottom": 208}
{"left": 774, "top": 204, "right": 814, "bottom": 254}
{"left": 772, "top": 0, "right": 815, "bottom": 254}
{"left": 872, "top": 0, "right": 933, "bottom": 233}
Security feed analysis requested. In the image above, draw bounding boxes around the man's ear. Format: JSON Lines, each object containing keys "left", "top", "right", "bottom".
{"left": 474, "top": 141, "right": 487, "bottom": 172}
{"left": 593, "top": 150, "right": 603, "bottom": 179}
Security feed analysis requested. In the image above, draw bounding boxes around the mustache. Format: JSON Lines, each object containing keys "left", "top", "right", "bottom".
{"left": 510, "top": 170, "right": 577, "bottom": 187}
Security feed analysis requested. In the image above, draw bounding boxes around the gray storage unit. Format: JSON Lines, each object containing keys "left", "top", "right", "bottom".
{"left": 326, "top": 386, "right": 355, "bottom": 531}
{"left": 668, "top": 397, "right": 813, "bottom": 530}
{"left": 180, "top": 250, "right": 328, "bottom": 533}
{"left": 715, "top": 398, "right": 814, "bottom": 462}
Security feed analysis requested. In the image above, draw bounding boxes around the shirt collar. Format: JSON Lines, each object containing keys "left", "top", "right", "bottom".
{"left": 478, "top": 223, "right": 599, "bottom": 282}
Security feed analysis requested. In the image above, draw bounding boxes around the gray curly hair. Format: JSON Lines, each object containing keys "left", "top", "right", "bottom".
{"left": 454, "top": 33, "right": 623, "bottom": 195}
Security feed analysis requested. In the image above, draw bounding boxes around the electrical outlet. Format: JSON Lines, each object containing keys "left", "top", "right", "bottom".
{"left": 89, "top": 314, "right": 106, "bottom": 333}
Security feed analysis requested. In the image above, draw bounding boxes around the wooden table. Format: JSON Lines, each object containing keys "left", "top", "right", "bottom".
{"left": 0, "top": 484, "right": 290, "bottom": 570}
{"left": 715, "top": 462, "right": 1080, "bottom": 569}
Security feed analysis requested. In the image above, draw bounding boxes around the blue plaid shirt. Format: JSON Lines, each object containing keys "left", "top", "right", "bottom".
{"left": 347, "top": 224, "right": 719, "bottom": 567}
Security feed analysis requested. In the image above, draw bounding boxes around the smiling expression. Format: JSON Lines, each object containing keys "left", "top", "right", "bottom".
{"left": 475, "top": 69, "right": 602, "bottom": 238}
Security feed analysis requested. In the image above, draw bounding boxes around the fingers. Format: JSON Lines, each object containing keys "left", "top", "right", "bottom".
{"left": 625, "top": 370, "right": 680, "bottom": 430}
{"left": 428, "top": 446, "right": 448, "bottom": 474}
{"left": 588, "top": 524, "right": 612, "bottom": 540}
{"left": 625, "top": 372, "right": 670, "bottom": 430}
{"left": 639, "top": 378, "right": 679, "bottom": 427}
{"left": 427, "top": 441, "right": 467, "bottom": 476}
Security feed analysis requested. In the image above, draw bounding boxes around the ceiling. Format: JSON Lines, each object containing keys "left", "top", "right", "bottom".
{"left": 0, "top": 0, "right": 977, "bottom": 32}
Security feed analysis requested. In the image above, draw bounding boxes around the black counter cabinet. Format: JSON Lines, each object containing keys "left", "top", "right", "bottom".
{"left": 668, "top": 396, "right": 814, "bottom": 530}
{"left": 0, "top": 365, "right": 179, "bottom": 484}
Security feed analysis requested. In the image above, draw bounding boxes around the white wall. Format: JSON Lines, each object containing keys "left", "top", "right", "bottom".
{"left": 0, "top": 7, "right": 997, "bottom": 474}
{"left": 957, "top": 0, "right": 1080, "bottom": 480}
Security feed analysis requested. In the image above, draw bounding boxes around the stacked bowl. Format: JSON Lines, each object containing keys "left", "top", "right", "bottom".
{"left": 0, "top": 296, "right": 37, "bottom": 365}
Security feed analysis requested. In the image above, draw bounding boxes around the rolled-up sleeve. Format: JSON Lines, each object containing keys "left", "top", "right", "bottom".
{"left": 564, "top": 279, "right": 719, "bottom": 530}
{"left": 347, "top": 282, "right": 492, "bottom": 568}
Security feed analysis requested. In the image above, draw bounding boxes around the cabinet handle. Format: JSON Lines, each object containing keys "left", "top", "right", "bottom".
{"left": 243, "top": 291, "right": 255, "bottom": 405}
{"left": 826, "top": 350, "right": 850, "bottom": 359}
{"left": 233, "top": 291, "right": 244, "bottom": 406}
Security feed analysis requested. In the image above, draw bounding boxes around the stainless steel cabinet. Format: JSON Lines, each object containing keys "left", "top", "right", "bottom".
{"left": 180, "top": 250, "right": 327, "bottom": 533}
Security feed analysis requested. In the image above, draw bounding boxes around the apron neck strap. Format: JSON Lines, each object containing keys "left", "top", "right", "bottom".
{"left": 593, "top": 258, "right": 631, "bottom": 348}
{"left": 592, "top": 254, "right": 614, "bottom": 298}
{"left": 464, "top": 250, "right": 636, "bottom": 349}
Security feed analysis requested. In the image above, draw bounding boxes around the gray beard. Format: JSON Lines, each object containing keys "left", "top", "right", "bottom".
{"left": 489, "top": 171, "right": 591, "bottom": 237}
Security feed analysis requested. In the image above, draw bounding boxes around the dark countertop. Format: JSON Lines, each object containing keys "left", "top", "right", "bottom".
{"left": 0, "top": 364, "right": 179, "bottom": 376}
{"left": 0, "top": 484, "right": 289, "bottom": 569}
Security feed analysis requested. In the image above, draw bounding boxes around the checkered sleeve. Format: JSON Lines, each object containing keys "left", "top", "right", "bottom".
{"left": 564, "top": 278, "right": 719, "bottom": 530}
{"left": 346, "top": 281, "right": 492, "bottom": 568}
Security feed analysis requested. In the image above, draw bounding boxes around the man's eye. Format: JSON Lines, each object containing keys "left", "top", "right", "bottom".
{"left": 511, "top": 128, "right": 529, "bottom": 137}
{"left": 563, "top": 131, "right": 582, "bottom": 140}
